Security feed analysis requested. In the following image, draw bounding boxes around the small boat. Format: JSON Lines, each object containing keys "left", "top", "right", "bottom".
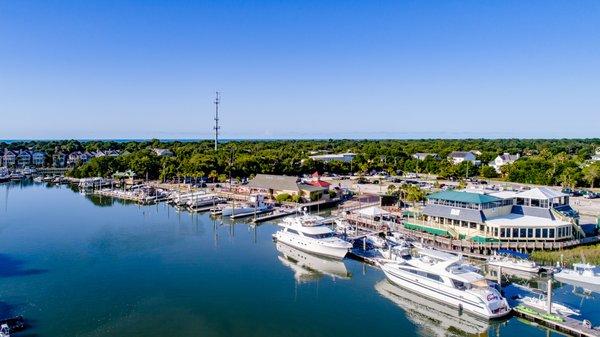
{"left": 33, "top": 176, "right": 43, "bottom": 183}
{"left": 488, "top": 250, "right": 540, "bottom": 274}
{"left": 366, "top": 235, "right": 387, "bottom": 249}
{"left": 554, "top": 263, "right": 600, "bottom": 288}
{"left": 8, "top": 173, "right": 23, "bottom": 181}
{"left": 516, "top": 296, "right": 580, "bottom": 317}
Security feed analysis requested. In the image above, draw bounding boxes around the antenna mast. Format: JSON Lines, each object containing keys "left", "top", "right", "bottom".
{"left": 214, "top": 91, "right": 220, "bottom": 151}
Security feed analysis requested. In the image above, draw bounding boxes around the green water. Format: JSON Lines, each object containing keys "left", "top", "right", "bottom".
{"left": 0, "top": 182, "right": 597, "bottom": 336}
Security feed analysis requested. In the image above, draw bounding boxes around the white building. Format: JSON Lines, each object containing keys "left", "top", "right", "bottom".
{"left": 489, "top": 153, "right": 520, "bottom": 173}
{"left": 309, "top": 152, "right": 356, "bottom": 163}
{"left": 591, "top": 147, "right": 600, "bottom": 162}
{"left": 412, "top": 153, "right": 438, "bottom": 161}
{"left": 447, "top": 151, "right": 479, "bottom": 165}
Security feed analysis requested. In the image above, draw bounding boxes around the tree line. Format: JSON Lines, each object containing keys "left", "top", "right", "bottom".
{"left": 1, "top": 138, "right": 599, "bottom": 188}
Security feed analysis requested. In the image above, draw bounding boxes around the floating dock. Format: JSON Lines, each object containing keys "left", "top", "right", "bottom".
{"left": 251, "top": 209, "right": 295, "bottom": 224}
{"left": 513, "top": 305, "right": 600, "bottom": 337}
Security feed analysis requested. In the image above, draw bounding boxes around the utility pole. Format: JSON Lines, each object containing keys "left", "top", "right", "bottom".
{"left": 214, "top": 92, "right": 220, "bottom": 151}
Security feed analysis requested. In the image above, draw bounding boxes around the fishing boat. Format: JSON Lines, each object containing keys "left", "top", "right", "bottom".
{"left": 488, "top": 249, "right": 540, "bottom": 273}
{"left": 554, "top": 263, "right": 600, "bottom": 288}
{"left": 273, "top": 213, "right": 352, "bottom": 259}
{"left": 0, "top": 316, "right": 25, "bottom": 337}
{"left": 379, "top": 248, "right": 511, "bottom": 319}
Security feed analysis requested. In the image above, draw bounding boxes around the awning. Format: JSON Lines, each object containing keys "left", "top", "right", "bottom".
{"left": 403, "top": 222, "right": 451, "bottom": 237}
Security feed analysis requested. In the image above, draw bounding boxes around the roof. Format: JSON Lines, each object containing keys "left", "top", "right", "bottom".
{"left": 516, "top": 187, "right": 566, "bottom": 200}
{"left": 247, "top": 174, "right": 299, "bottom": 191}
{"left": 423, "top": 204, "right": 486, "bottom": 223}
{"left": 356, "top": 206, "right": 390, "bottom": 217}
{"left": 427, "top": 190, "right": 501, "bottom": 204}
{"left": 308, "top": 180, "right": 331, "bottom": 188}
{"left": 448, "top": 151, "right": 474, "bottom": 158}
{"left": 489, "top": 191, "right": 519, "bottom": 199}
{"left": 485, "top": 213, "right": 570, "bottom": 227}
{"left": 298, "top": 183, "right": 327, "bottom": 192}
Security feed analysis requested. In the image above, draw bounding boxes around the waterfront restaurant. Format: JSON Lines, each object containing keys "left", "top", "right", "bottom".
{"left": 413, "top": 188, "right": 579, "bottom": 242}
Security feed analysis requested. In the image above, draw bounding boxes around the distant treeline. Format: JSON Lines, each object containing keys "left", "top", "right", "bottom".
{"left": 2, "top": 139, "right": 600, "bottom": 188}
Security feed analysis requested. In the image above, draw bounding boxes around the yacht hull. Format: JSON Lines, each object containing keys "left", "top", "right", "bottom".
{"left": 488, "top": 261, "right": 539, "bottom": 274}
{"left": 273, "top": 233, "right": 349, "bottom": 260}
{"left": 381, "top": 264, "right": 510, "bottom": 320}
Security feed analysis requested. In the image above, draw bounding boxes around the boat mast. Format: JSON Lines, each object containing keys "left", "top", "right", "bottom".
{"left": 214, "top": 91, "right": 220, "bottom": 151}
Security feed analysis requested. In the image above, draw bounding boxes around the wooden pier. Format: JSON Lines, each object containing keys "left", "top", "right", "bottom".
{"left": 513, "top": 305, "right": 600, "bottom": 337}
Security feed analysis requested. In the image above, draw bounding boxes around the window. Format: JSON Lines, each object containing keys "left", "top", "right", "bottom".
{"left": 494, "top": 228, "right": 498, "bottom": 237}
{"left": 426, "top": 273, "right": 443, "bottom": 283}
{"left": 500, "top": 228, "right": 506, "bottom": 238}
{"left": 520, "top": 228, "right": 527, "bottom": 238}
{"left": 549, "top": 228, "right": 555, "bottom": 238}
{"left": 527, "top": 228, "right": 533, "bottom": 238}
{"left": 535, "top": 228, "right": 541, "bottom": 238}
{"left": 287, "top": 229, "right": 299, "bottom": 235}
{"left": 542, "top": 228, "right": 548, "bottom": 238}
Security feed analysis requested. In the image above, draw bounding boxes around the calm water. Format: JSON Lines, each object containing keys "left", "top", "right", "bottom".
{"left": 1, "top": 182, "right": 598, "bottom": 337}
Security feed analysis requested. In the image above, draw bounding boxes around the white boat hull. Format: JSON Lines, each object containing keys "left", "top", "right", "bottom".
{"left": 554, "top": 271, "right": 600, "bottom": 286}
{"left": 381, "top": 264, "right": 510, "bottom": 320}
{"left": 273, "top": 232, "right": 350, "bottom": 260}
{"left": 488, "top": 261, "right": 539, "bottom": 274}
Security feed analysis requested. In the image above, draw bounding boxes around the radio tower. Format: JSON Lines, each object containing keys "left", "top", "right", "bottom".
{"left": 214, "top": 91, "right": 220, "bottom": 151}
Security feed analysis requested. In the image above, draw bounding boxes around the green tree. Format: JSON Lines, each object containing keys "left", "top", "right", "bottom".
{"left": 582, "top": 163, "right": 600, "bottom": 188}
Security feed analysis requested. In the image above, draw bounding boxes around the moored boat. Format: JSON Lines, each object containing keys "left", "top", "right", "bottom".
{"left": 379, "top": 248, "right": 511, "bottom": 320}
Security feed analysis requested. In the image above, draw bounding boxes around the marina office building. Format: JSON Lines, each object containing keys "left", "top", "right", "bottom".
{"left": 412, "top": 187, "right": 581, "bottom": 242}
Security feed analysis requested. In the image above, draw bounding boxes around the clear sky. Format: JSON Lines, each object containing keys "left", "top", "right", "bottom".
{"left": 1, "top": 0, "right": 599, "bottom": 140}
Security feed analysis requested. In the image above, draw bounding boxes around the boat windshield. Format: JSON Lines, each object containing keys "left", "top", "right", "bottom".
{"left": 305, "top": 232, "right": 335, "bottom": 239}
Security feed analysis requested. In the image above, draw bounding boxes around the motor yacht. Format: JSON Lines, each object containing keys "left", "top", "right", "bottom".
{"left": 488, "top": 250, "right": 540, "bottom": 274}
{"left": 273, "top": 213, "right": 352, "bottom": 259}
{"left": 554, "top": 263, "right": 600, "bottom": 287}
{"left": 276, "top": 241, "right": 350, "bottom": 283}
{"left": 379, "top": 248, "right": 511, "bottom": 319}
{"left": 221, "top": 194, "right": 270, "bottom": 217}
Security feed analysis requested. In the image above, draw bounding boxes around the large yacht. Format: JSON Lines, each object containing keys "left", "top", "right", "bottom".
{"left": 272, "top": 214, "right": 352, "bottom": 259}
{"left": 221, "top": 194, "right": 270, "bottom": 217}
{"left": 379, "top": 248, "right": 511, "bottom": 319}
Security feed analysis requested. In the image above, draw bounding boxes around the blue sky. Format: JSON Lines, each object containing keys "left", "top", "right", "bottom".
{"left": 1, "top": 0, "right": 599, "bottom": 139}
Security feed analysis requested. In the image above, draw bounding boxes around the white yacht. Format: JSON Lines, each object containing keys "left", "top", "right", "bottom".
{"left": 516, "top": 296, "right": 580, "bottom": 317}
{"left": 488, "top": 250, "right": 540, "bottom": 274}
{"left": 554, "top": 263, "right": 600, "bottom": 287}
{"left": 375, "top": 280, "right": 490, "bottom": 337}
{"left": 379, "top": 248, "right": 511, "bottom": 319}
{"left": 276, "top": 242, "right": 350, "bottom": 283}
{"left": 272, "top": 214, "right": 352, "bottom": 259}
{"left": 222, "top": 194, "right": 270, "bottom": 217}
{"left": 172, "top": 191, "right": 207, "bottom": 206}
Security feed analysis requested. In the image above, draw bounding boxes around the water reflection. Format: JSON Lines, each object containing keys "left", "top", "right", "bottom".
{"left": 276, "top": 242, "right": 351, "bottom": 283}
{"left": 375, "top": 280, "right": 492, "bottom": 337}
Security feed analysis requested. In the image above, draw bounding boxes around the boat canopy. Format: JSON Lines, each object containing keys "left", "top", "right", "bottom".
{"left": 496, "top": 249, "right": 528, "bottom": 259}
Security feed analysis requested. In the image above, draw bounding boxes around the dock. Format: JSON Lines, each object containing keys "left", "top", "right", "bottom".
{"left": 251, "top": 209, "right": 296, "bottom": 224}
{"left": 513, "top": 305, "right": 600, "bottom": 337}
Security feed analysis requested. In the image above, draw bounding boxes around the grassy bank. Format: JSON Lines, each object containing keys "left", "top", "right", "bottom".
{"left": 531, "top": 243, "right": 600, "bottom": 266}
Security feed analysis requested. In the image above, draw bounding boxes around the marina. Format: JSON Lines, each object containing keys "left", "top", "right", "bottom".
{"left": 1, "top": 181, "right": 599, "bottom": 336}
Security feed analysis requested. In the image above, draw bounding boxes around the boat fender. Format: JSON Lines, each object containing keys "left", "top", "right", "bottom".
{"left": 458, "top": 303, "right": 463, "bottom": 314}
{"left": 583, "top": 319, "right": 592, "bottom": 329}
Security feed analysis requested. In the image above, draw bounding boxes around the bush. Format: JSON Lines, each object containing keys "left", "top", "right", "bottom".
{"left": 275, "top": 193, "right": 292, "bottom": 203}
{"left": 328, "top": 190, "right": 337, "bottom": 198}
{"left": 291, "top": 194, "right": 301, "bottom": 203}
